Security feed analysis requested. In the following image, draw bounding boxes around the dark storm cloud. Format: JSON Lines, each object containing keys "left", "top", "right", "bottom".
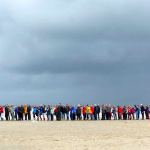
{"left": 0, "top": 0, "right": 150, "bottom": 104}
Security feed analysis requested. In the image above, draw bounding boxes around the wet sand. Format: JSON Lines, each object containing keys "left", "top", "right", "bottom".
{"left": 0, "top": 121, "right": 149, "bottom": 150}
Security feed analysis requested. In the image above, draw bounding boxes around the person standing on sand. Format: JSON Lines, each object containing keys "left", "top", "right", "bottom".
{"left": 140, "top": 104, "right": 145, "bottom": 120}
{"left": 27, "top": 105, "right": 31, "bottom": 120}
{"left": 0, "top": 105, "right": 4, "bottom": 120}
{"left": 101, "top": 105, "right": 106, "bottom": 120}
{"left": 65, "top": 104, "right": 70, "bottom": 120}
{"left": 5, "top": 105, "right": 10, "bottom": 121}
{"left": 96, "top": 105, "right": 100, "bottom": 120}
{"left": 90, "top": 105, "right": 94, "bottom": 120}
{"left": 14, "top": 106, "right": 18, "bottom": 120}
{"left": 18, "top": 105, "right": 24, "bottom": 120}
{"left": 112, "top": 105, "right": 117, "bottom": 120}
{"left": 10, "top": 105, "right": 15, "bottom": 121}
{"left": 149, "top": 105, "right": 150, "bottom": 119}
{"left": 106, "top": 104, "right": 111, "bottom": 120}
{"left": 55, "top": 105, "right": 61, "bottom": 121}
{"left": 94, "top": 104, "right": 98, "bottom": 120}
{"left": 39, "top": 105, "right": 44, "bottom": 121}
{"left": 61, "top": 105, "right": 66, "bottom": 120}
{"left": 46, "top": 105, "right": 51, "bottom": 121}
{"left": 50, "top": 106, "right": 55, "bottom": 121}
{"left": 127, "top": 106, "right": 132, "bottom": 120}
{"left": 24, "top": 104, "right": 28, "bottom": 120}
{"left": 86, "top": 105, "right": 91, "bottom": 120}
{"left": 76, "top": 104, "right": 81, "bottom": 120}
{"left": 82, "top": 105, "right": 87, "bottom": 120}
{"left": 131, "top": 106, "right": 135, "bottom": 120}
{"left": 70, "top": 105, "right": 76, "bottom": 120}
{"left": 123, "top": 106, "right": 128, "bottom": 120}
{"left": 118, "top": 105, "right": 123, "bottom": 120}
{"left": 33, "top": 106, "right": 37, "bottom": 120}
{"left": 36, "top": 106, "right": 40, "bottom": 121}
{"left": 135, "top": 105, "right": 140, "bottom": 120}
{"left": 145, "top": 105, "right": 149, "bottom": 119}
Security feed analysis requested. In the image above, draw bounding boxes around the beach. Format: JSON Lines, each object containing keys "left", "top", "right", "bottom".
{"left": 0, "top": 121, "right": 149, "bottom": 150}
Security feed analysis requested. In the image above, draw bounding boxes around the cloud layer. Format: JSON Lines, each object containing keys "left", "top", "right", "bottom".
{"left": 0, "top": 0, "right": 150, "bottom": 104}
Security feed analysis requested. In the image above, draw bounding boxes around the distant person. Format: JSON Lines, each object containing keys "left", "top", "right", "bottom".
{"left": 65, "top": 104, "right": 70, "bottom": 120}
{"left": 50, "top": 106, "right": 55, "bottom": 121}
{"left": 118, "top": 105, "right": 123, "bottom": 120}
{"left": 94, "top": 104, "right": 99, "bottom": 120}
{"left": 24, "top": 104, "right": 28, "bottom": 120}
{"left": 101, "top": 105, "right": 106, "bottom": 120}
{"left": 5, "top": 105, "right": 10, "bottom": 121}
{"left": 18, "top": 105, "right": 24, "bottom": 120}
{"left": 106, "top": 104, "right": 111, "bottom": 120}
{"left": 27, "top": 105, "right": 31, "bottom": 120}
{"left": 10, "top": 105, "right": 15, "bottom": 121}
{"left": 70, "top": 105, "right": 76, "bottom": 120}
{"left": 135, "top": 105, "right": 140, "bottom": 120}
{"left": 140, "top": 104, "right": 145, "bottom": 120}
{"left": 0, "top": 105, "right": 4, "bottom": 120}
{"left": 123, "top": 106, "right": 128, "bottom": 120}
{"left": 97, "top": 105, "right": 100, "bottom": 120}
{"left": 83, "top": 106, "right": 87, "bottom": 120}
{"left": 131, "top": 106, "right": 135, "bottom": 120}
{"left": 86, "top": 105, "right": 91, "bottom": 120}
{"left": 55, "top": 105, "right": 61, "bottom": 121}
{"left": 33, "top": 106, "right": 37, "bottom": 120}
{"left": 15, "top": 106, "right": 18, "bottom": 120}
{"left": 90, "top": 105, "right": 94, "bottom": 120}
{"left": 112, "top": 105, "right": 117, "bottom": 120}
{"left": 76, "top": 104, "right": 81, "bottom": 120}
{"left": 145, "top": 105, "right": 149, "bottom": 119}
{"left": 46, "top": 105, "right": 51, "bottom": 121}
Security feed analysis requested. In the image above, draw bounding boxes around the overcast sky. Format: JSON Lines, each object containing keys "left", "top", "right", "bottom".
{"left": 0, "top": 0, "right": 150, "bottom": 105}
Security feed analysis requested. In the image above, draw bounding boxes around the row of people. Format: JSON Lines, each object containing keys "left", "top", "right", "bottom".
{"left": 0, "top": 104, "right": 149, "bottom": 121}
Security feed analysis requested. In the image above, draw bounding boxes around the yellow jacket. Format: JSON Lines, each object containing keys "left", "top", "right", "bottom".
{"left": 24, "top": 105, "right": 27, "bottom": 114}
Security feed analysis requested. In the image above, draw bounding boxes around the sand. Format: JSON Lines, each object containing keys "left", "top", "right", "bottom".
{"left": 0, "top": 121, "right": 149, "bottom": 150}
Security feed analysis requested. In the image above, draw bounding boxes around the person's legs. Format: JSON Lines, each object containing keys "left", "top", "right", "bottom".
{"left": 25, "top": 114, "right": 27, "bottom": 120}
{"left": 141, "top": 112, "right": 144, "bottom": 120}
{"left": 28, "top": 113, "right": 31, "bottom": 120}
{"left": 94, "top": 113, "right": 97, "bottom": 120}
{"left": 15, "top": 113, "right": 18, "bottom": 120}
{"left": 0, "top": 113, "right": 2, "bottom": 121}
{"left": 102, "top": 113, "right": 105, "bottom": 120}
{"left": 51, "top": 114, "right": 53, "bottom": 121}
{"left": 11, "top": 113, "right": 14, "bottom": 121}
{"left": 83, "top": 114, "right": 86, "bottom": 120}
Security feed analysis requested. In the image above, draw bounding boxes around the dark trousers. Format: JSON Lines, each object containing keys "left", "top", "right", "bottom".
{"left": 102, "top": 112, "right": 106, "bottom": 120}
{"left": 28, "top": 113, "right": 31, "bottom": 120}
{"left": 77, "top": 114, "right": 81, "bottom": 120}
{"left": 25, "top": 114, "right": 28, "bottom": 120}
{"left": 5, "top": 113, "right": 9, "bottom": 121}
{"left": 83, "top": 114, "right": 86, "bottom": 120}
{"left": 141, "top": 112, "right": 145, "bottom": 120}
{"left": 94, "top": 113, "right": 97, "bottom": 120}
{"left": 51, "top": 114, "right": 53, "bottom": 121}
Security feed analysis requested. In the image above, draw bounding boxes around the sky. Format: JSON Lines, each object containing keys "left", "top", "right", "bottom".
{"left": 0, "top": 0, "right": 150, "bottom": 105}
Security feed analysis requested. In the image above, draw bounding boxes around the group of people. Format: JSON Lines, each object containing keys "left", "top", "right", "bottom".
{"left": 0, "top": 104, "right": 149, "bottom": 121}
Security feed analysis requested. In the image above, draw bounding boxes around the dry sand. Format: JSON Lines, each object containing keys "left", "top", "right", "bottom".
{"left": 0, "top": 121, "right": 149, "bottom": 150}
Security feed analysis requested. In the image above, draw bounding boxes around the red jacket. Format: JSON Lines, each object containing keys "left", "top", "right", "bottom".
{"left": 118, "top": 106, "right": 123, "bottom": 113}
{"left": 0, "top": 106, "right": 4, "bottom": 113}
{"left": 83, "top": 106, "right": 86, "bottom": 114}
{"left": 90, "top": 106, "right": 94, "bottom": 114}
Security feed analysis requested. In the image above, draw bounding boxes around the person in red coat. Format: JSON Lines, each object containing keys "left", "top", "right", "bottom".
{"left": 83, "top": 106, "right": 87, "bottom": 120}
{"left": 90, "top": 105, "right": 95, "bottom": 120}
{"left": 118, "top": 106, "right": 123, "bottom": 120}
{"left": 0, "top": 105, "right": 4, "bottom": 120}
